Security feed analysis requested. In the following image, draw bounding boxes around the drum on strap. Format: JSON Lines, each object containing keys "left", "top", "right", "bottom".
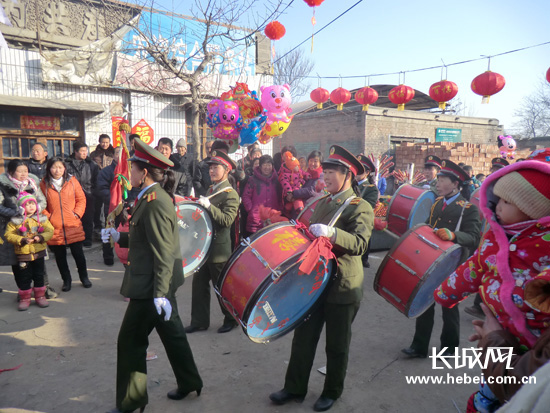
{"left": 175, "top": 198, "right": 214, "bottom": 277}
{"left": 373, "top": 224, "right": 463, "bottom": 318}
{"left": 296, "top": 195, "right": 324, "bottom": 227}
{"left": 216, "top": 222, "right": 336, "bottom": 343}
{"left": 386, "top": 184, "right": 436, "bottom": 236}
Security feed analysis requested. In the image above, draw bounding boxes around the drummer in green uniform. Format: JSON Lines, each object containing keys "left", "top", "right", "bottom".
{"left": 269, "top": 145, "right": 373, "bottom": 412}
{"left": 417, "top": 155, "right": 441, "bottom": 194}
{"left": 185, "top": 150, "right": 240, "bottom": 334}
{"left": 102, "top": 138, "right": 203, "bottom": 413}
{"left": 401, "top": 159, "right": 481, "bottom": 359}
{"left": 357, "top": 154, "right": 379, "bottom": 268}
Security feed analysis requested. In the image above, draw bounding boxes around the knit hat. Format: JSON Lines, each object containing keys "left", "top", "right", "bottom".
{"left": 283, "top": 151, "right": 300, "bottom": 171}
{"left": 176, "top": 138, "right": 186, "bottom": 148}
{"left": 493, "top": 169, "right": 550, "bottom": 219}
{"left": 17, "top": 192, "right": 38, "bottom": 213}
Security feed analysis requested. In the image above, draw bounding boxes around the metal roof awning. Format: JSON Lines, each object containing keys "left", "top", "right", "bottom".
{"left": 0, "top": 95, "right": 105, "bottom": 113}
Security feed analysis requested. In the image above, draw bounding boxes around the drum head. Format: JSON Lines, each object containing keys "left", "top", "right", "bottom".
{"left": 243, "top": 255, "right": 335, "bottom": 343}
{"left": 407, "top": 244, "right": 463, "bottom": 318}
{"left": 408, "top": 190, "right": 436, "bottom": 228}
{"left": 175, "top": 201, "right": 214, "bottom": 277}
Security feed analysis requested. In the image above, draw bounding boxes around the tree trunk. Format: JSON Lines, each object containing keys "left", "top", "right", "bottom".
{"left": 190, "top": 102, "right": 201, "bottom": 161}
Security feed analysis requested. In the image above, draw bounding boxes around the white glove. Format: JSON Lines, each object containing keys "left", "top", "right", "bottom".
{"left": 309, "top": 224, "right": 335, "bottom": 240}
{"left": 101, "top": 228, "right": 120, "bottom": 243}
{"left": 154, "top": 297, "right": 172, "bottom": 321}
{"left": 197, "top": 196, "right": 211, "bottom": 209}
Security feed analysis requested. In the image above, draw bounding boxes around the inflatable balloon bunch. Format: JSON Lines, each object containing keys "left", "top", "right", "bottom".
{"left": 206, "top": 82, "right": 294, "bottom": 148}
{"left": 258, "top": 84, "right": 294, "bottom": 144}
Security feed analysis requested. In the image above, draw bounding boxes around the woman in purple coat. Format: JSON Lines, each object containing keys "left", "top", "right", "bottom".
{"left": 242, "top": 155, "right": 282, "bottom": 235}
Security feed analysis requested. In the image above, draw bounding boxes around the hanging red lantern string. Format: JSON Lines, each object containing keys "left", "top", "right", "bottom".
{"left": 330, "top": 87, "right": 351, "bottom": 111}
{"left": 388, "top": 84, "right": 415, "bottom": 111}
{"left": 471, "top": 71, "right": 505, "bottom": 104}
{"left": 304, "top": 0, "right": 325, "bottom": 52}
{"left": 310, "top": 87, "right": 330, "bottom": 109}
{"left": 354, "top": 87, "right": 379, "bottom": 111}
{"left": 264, "top": 21, "right": 286, "bottom": 41}
{"left": 429, "top": 80, "right": 458, "bottom": 110}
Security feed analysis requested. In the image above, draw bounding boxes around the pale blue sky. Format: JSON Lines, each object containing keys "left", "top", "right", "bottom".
{"left": 148, "top": 0, "right": 550, "bottom": 133}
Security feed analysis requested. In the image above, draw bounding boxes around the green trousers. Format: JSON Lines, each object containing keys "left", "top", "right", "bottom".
{"left": 190, "top": 261, "right": 235, "bottom": 328}
{"left": 410, "top": 303, "right": 460, "bottom": 357}
{"left": 284, "top": 300, "right": 360, "bottom": 400}
{"left": 116, "top": 297, "right": 202, "bottom": 411}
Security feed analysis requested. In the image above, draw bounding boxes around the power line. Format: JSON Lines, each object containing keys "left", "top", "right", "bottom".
{"left": 273, "top": 0, "right": 364, "bottom": 65}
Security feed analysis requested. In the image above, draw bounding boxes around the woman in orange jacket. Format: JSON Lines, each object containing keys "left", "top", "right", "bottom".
{"left": 40, "top": 156, "right": 90, "bottom": 292}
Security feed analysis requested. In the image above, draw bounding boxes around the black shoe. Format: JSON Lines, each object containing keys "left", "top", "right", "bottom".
{"left": 362, "top": 260, "right": 370, "bottom": 268}
{"left": 83, "top": 241, "right": 92, "bottom": 248}
{"left": 62, "top": 281, "right": 72, "bottom": 292}
{"left": 167, "top": 387, "right": 201, "bottom": 400}
{"left": 464, "top": 305, "right": 485, "bottom": 319}
{"left": 184, "top": 325, "right": 207, "bottom": 334}
{"left": 217, "top": 323, "right": 237, "bottom": 333}
{"left": 314, "top": 396, "right": 336, "bottom": 412}
{"left": 80, "top": 278, "right": 92, "bottom": 288}
{"left": 401, "top": 347, "right": 427, "bottom": 358}
{"left": 104, "top": 258, "right": 115, "bottom": 266}
{"left": 106, "top": 407, "right": 145, "bottom": 413}
{"left": 269, "top": 389, "right": 305, "bottom": 405}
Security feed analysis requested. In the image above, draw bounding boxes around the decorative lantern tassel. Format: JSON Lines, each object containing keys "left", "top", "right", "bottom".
{"left": 362, "top": 104, "right": 369, "bottom": 111}
{"left": 317, "top": 103, "right": 323, "bottom": 109}
{"left": 397, "top": 104, "right": 405, "bottom": 111}
{"left": 337, "top": 103, "right": 343, "bottom": 111}
{"left": 482, "top": 95, "right": 490, "bottom": 104}
{"left": 438, "top": 102, "right": 446, "bottom": 110}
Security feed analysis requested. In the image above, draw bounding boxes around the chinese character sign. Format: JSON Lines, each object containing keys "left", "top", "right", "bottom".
{"left": 111, "top": 116, "right": 129, "bottom": 147}
{"left": 21, "top": 115, "right": 60, "bottom": 131}
{"left": 131, "top": 119, "right": 154, "bottom": 145}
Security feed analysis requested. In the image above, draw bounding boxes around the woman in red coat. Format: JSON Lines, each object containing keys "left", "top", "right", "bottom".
{"left": 40, "top": 156, "right": 90, "bottom": 292}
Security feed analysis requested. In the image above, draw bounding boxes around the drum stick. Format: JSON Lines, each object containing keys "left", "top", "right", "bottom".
{"left": 205, "top": 187, "right": 233, "bottom": 200}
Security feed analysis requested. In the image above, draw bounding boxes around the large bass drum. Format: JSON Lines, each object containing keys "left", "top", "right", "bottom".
{"left": 386, "top": 184, "right": 436, "bottom": 236}
{"left": 175, "top": 198, "right": 214, "bottom": 277}
{"left": 216, "top": 222, "right": 336, "bottom": 343}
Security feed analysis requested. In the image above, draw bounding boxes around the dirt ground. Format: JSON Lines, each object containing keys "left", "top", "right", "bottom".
{"left": 0, "top": 242, "right": 483, "bottom": 413}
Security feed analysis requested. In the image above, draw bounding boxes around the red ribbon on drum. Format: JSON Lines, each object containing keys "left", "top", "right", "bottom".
{"left": 294, "top": 221, "right": 337, "bottom": 275}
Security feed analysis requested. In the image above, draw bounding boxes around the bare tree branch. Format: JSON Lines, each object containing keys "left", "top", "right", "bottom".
{"left": 273, "top": 48, "right": 314, "bottom": 101}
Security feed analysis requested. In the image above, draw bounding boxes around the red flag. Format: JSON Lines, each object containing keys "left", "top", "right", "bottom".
{"left": 107, "top": 139, "right": 131, "bottom": 225}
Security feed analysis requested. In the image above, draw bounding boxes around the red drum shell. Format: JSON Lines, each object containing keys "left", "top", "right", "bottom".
{"left": 296, "top": 196, "right": 322, "bottom": 227}
{"left": 386, "top": 185, "right": 436, "bottom": 236}
{"left": 217, "top": 222, "right": 335, "bottom": 343}
{"left": 373, "top": 223, "right": 462, "bottom": 318}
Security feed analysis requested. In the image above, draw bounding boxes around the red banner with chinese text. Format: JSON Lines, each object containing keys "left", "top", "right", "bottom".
{"left": 21, "top": 116, "right": 60, "bottom": 131}
{"left": 131, "top": 119, "right": 154, "bottom": 145}
{"left": 111, "top": 116, "right": 129, "bottom": 147}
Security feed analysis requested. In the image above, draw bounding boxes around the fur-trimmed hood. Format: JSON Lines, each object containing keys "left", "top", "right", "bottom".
{"left": 0, "top": 172, "right": 41, "bottom": 194}
{"left": 479, "top": 155, "right": 550, "bottom": 347}
{"left": 10, "top": 214, "right": 49, "bottom": 226}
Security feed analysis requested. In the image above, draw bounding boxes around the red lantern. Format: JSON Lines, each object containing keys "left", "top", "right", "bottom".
{"left": 429, "top": 80, "right": 458, "bottom": 110}
{"left": 354, "top": 87, "right": 379, "bottom": 111}
{"left": 310, "top": 87, "right": 330, "bottom": 109}
{"left": 330, "top": 88, "right": 351, "bottom": 111}
{"left": 304, "top": 0, "right": 325, "bottom": 6}
{"left": 471, "top": 71, "right": 505, "bottom": 104}
{"left": 264, "top": 21, "right": 286, "bottom": 41}
{"left": 388, "top": 84, "right": 415, "bottom": 111}
{"left": 546, "top": 67, "right": 550, "bottom": 83}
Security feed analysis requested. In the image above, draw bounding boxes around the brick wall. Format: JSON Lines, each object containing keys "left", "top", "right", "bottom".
{"left": 393, "top": 142, "right": 534, "bottom": 175}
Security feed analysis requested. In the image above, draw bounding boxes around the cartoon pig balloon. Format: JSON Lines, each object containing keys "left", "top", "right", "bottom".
{"left": 261, "top": 84, "right": 292, "bottom": 122}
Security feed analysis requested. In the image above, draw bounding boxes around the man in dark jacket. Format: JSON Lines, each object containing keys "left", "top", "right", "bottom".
{"left": 195, "top": 140, "right": 214, "bottom": 196}
{"left": 27, "top": 143, "right": 49, "bottom": 179}
{"left": 155, "top": 138, "right": 190, "bottom": 198}
{"left": 172, "top": 138, "right": 199, "bottom": 197}
{"left": 90, "top": 134, "right": 116, "bottom": 235}
{"left": 66, "top": 141, "right": 99, "bottom": 247}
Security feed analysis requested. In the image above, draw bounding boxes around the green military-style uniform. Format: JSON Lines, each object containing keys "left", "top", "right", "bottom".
{"left": 282, "top": 146, "right": 374, "bottom": 404}
{"left": 408, "top": 175, "right": 481, "bottom": 357}
{"left": 358, "top": 180, "right": 379, "bottom": 209}
{"left": 416, "top": 178, "right": 438, "bottom": 194}
{"left": 111, "top": 139, "right": 202, "bottom": 412}
{"left": 189, "top": 178, "right": 240, "bottom": 328}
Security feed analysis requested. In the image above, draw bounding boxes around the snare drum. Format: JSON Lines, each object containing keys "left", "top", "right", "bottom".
{"left": 175, "top": 200, "right": 214, "bottom": 277}
{"left": 217, "top": 222, "right": 336, "bottom": 343}
{"left": 386, "top": 185, "right": 436, "bottom": 236}
{"left": 373, "top": 224, "right": 462, "bottom": 318}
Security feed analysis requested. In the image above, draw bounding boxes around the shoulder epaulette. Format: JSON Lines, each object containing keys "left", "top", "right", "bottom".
{"left": 147, "top": 192, "right": 157, "bottom": 202}
{"left": 350, "top": 197, "right": 362, "bottom": 205}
